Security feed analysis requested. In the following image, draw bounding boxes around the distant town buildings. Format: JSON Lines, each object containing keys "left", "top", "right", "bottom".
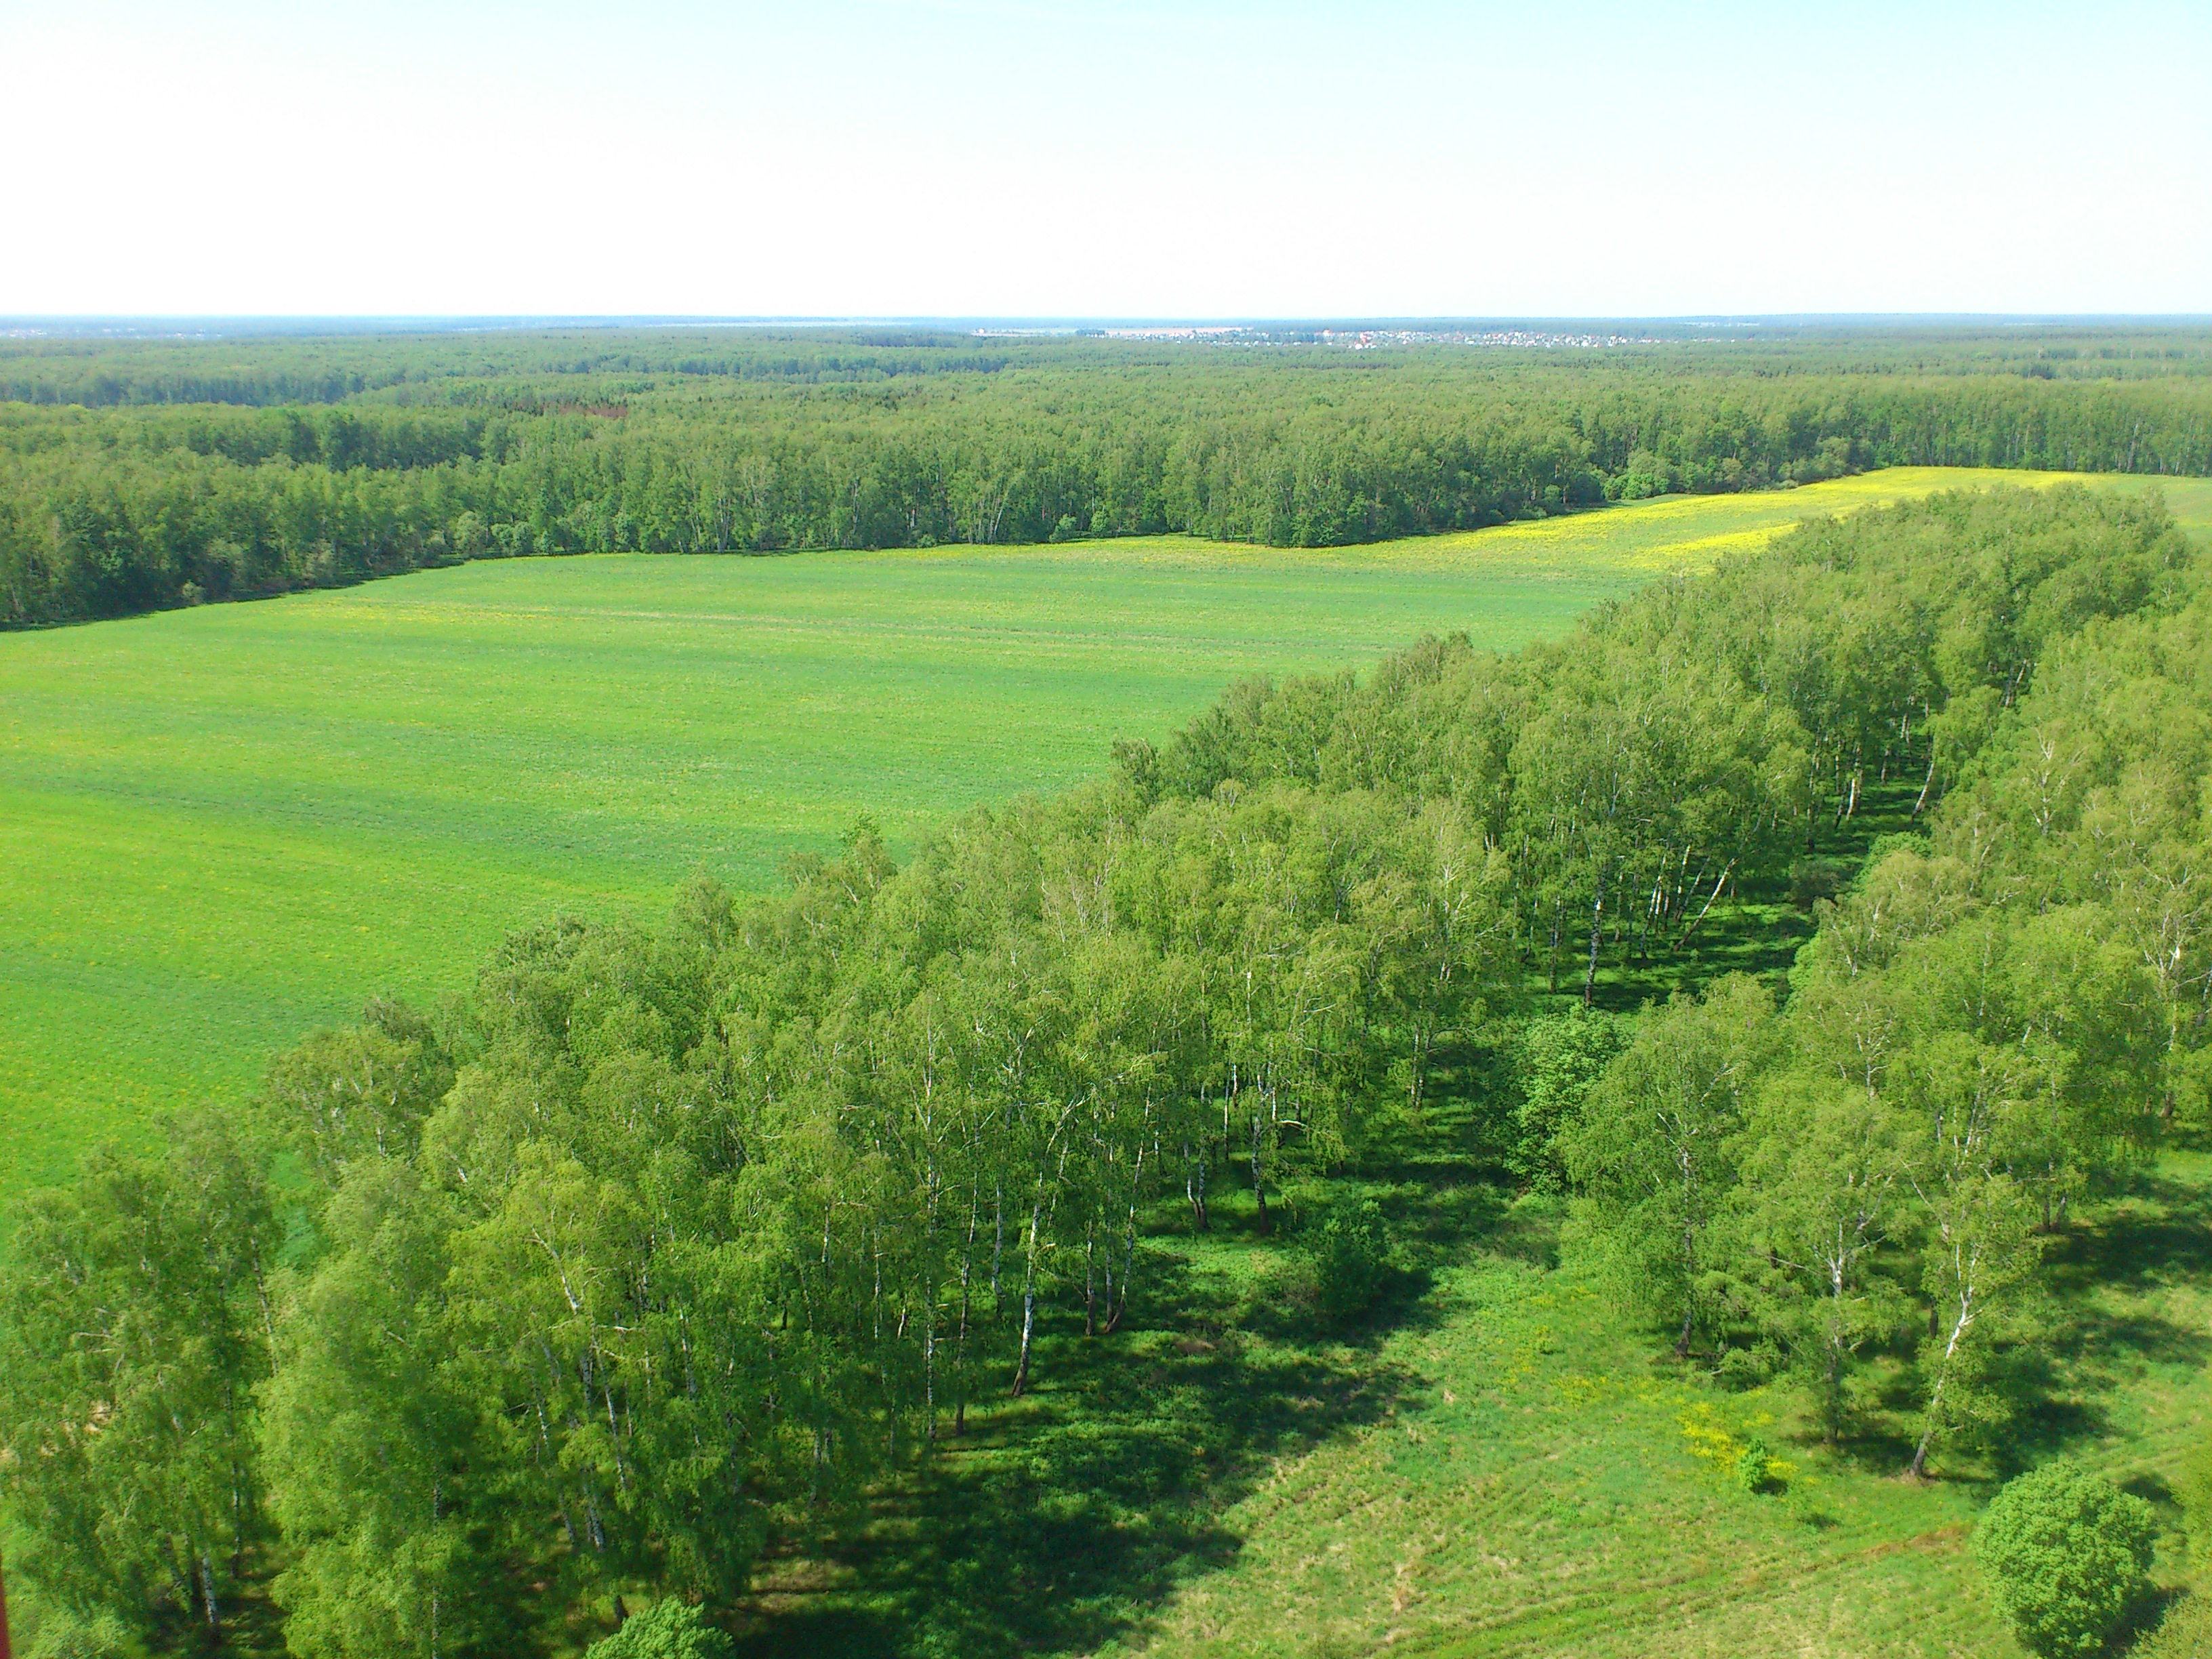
{"left": 1059, "top": 326, "right": 1665, "bottom": 349}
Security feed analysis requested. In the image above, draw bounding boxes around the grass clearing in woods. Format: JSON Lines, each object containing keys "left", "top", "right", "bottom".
{"left": 731, "top": 1145, "right": 2212, "bottom": 1659}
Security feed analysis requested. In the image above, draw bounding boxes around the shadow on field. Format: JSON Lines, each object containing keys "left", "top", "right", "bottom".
{"left": 1774, "top": 1164, "right": 2212, "bottom": 1485}
{"left": 1998, "top": 1167, "right": 2212, "bottom": 1471}
{"left": 2043, "top": 1172, "right": 2212, "bottom": 1369}
{"left": 734, "top": 1243, "right": 1422, "bottom": 1658}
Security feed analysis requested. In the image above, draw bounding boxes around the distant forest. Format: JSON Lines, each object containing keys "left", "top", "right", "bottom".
{"left": 2, "top": 322, "right": 2210, "bottom": 628}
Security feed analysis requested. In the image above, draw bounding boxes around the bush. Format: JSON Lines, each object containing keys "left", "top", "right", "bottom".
{"left": 1736, "top": 1436, "right": 1776, "bottom": 1494}
{"left": 1716, "top": 1342, "right": 1781, "bottom": 1391}
{"left": 1307, "top": 1197, "right": 1392, "bottom": 1324}
{"left": 583, "top": 1599, "right": 734, "bottom": 1659}
{"left": 1973, "top": 1462, "right": 2155, "bottom": 1658}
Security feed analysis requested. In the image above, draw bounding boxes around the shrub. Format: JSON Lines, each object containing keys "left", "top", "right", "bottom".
{"left": 1736, "top": 1436, "right": 1776, "bottom": 1494}
{"left": 583, "top": 1599, "right": 734, "bottom": 1659}
{"left": 1716, "top": 1343, "right": 1780, "bottom": 1391}
{"left": 1973, "top": 1462, "right": 2155, "bottom": 1658}
{"left": 1307, "top": 1197, "right": 1392, "bottom": 1325}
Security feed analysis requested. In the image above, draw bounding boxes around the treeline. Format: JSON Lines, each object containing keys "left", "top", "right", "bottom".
{"left": 7, "top": 323, "right": 2210, "bottom": 410}
{"left": 6, "top": 327, "right": 2211, "bottom": 627}
{"left": 0, "top": 329, "right": 1019, "bottom": 408}
{"left": 3, "top": 485, "right": 2203, "bottom": 1654}
{"left": 1122, "top": 485, "right": 2197, "bottom": 1000}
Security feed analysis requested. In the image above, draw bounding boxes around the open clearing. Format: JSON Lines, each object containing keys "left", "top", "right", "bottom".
{"left": 731, "top": 1149, "right": 2212, "bottom": 1659}
{"left": 1, "top": 468, "right": 2204, "bottom": 1200}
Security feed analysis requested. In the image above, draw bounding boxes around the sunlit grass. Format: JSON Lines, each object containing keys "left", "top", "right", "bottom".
{"left": 739, "top": 1151, "right": 2212, "bottom": 1658}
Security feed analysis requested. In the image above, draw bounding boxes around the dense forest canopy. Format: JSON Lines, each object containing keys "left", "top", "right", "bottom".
{"left": 3, "top": 322, "right": 2209, "bottom": 628}
{"left": 7, "top": 485, "right": 2209, "bottom": 1654}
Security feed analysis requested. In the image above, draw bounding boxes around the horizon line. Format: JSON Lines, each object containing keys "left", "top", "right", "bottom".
{"left": 7, "top": 310, "right": 2212, "bottom": 336}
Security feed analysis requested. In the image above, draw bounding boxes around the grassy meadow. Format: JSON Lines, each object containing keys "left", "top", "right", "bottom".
{"left": 733, "top": 1151, "right": 2212, "bottom": 1659}
{"left": 1, "top": 467, "right": 2204, "bottom": 1204}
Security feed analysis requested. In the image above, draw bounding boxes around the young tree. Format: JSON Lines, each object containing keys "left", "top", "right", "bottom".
{"left": 1906, "top": 1166, "right": 2043, "bottom": 1479}
{"left": 1739, "top": 1074, "right": 1911, "bottom": 1442}
{"left": 262, "top": 996, "right": 453, "bottom": 1200}
{"left": 262, "top": 1162, "right": 504, "bottom": 1659}
{"left": 1973, "top": 1462, "right": 2154, "bottom": 1658}
{"left": 0, "top": 1114, "right": 276, "bottom": 1647}
{"left": 1511, "top": 1006, "right": 1626, "bottom": 1187}
{"left": 1563, "top": 975, "right": 1776, "bottom": 1355}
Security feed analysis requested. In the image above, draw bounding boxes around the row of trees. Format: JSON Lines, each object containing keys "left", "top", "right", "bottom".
{"left": 6, "top": 332, "right": 2211, "bottom": 625}
{"left": 1126, "top": 485, "right": 2195, "bottom": 1000}
{"left": 0, "top": 328, "right": 1017, "bottom": 408}
{"left": 6, "top": 323, "right": 2209, "bottom": 410}
{"left": 1, "top": 781, "right": 1517, "bottom": 1652}
{"left": 1, "top": 486, "right": 2205, "bottom": 1654}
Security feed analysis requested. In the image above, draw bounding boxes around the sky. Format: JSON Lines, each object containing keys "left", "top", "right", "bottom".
{"left": 2, "top": 0, "right": 2207, "bottom": 319}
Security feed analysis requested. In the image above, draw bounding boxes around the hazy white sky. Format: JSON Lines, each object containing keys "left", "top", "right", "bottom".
{"left": 3, "top": 0, "right": 2207, "bottom": 318}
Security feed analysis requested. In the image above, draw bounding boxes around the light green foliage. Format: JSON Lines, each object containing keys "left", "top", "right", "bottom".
{"left": 0, "top": 1116, "right": 275, "bottom": 1644}
{"left": 1511, "top": 1006, "right": 1627, "bottom": 1184}
{"left": 1738, "top": 1073, "right": 1912, "bottom": 1444}
{"left": 12, "top": 1606, "right": 129, "bottom": 1659}
{"left": 260, "top": 1157, "right": 522, "bottom": 1659}
{"left": 582, "top": 1600, "right": 733, "bottom": 1659}
{"left": 1560, "top": 975, "right": 1778, "bottom": 1353}
{"left": 1973, "top": 1462, "right": 2154, "bottom": 1658}
{"left": 1735, "top": 1435, "right": 1776, "bottom": 1494}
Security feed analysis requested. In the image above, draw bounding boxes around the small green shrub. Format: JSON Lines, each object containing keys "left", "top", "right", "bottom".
{"left": 1736, "top": 1436, "right": 1776, "bottom": 1494}
{"left": 1788, "top": 856, "right": 1852, "bottom": 911}
{"left": 583, "top": 1599, "right": 734, "bottom": 1659}
{"left": 1972, "top": 1462, "right": 2155, "bottom": 1658}
{"left": 1716, "top": 1343, "right": 1780, "bottom": 1391}
{"left": 1307, "top": 1197, "right": 1392, "bottom": 1325}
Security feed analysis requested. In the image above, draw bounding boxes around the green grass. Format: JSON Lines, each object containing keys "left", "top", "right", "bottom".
{"left": 1, "top": 468, "right": 2203, "bottom": 1204}
{"left": 728, "top": 1147, "right": 2212, "bottom": 1659}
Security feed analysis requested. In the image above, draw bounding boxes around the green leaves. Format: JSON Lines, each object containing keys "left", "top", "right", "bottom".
{"left": 1560, "top": 976, "right": 1778, "bottom": 1354}
{"left": 1304, "top": 1197, "right": 1393, "bottom": 1326}
{"left": 1973, "top": 1462, "right": 2155, "bottom": 1658}
{"left": 0, "top": 1114, "right": 276, "bottom": 1640}
{"left": 583, "top": 1600, "right": 734, "bottom": 1659}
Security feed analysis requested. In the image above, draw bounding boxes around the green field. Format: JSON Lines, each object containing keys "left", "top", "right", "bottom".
{"left": 2, "top": 468, "right": 2205, "bottom": 1203}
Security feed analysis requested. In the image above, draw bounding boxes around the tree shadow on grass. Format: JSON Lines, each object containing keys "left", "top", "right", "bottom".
{"left": 2050, "top": 1170, "right": 2212, "bottom": 1296}
{"left": 2113, "top": 1582, "right": 2191, "bottom": 1657}
{"left": 734, "top": 1251, "right": 1422, "bottom": 1658}
{"left": 1827, "top": 1166, "right": 2212, "bottom": 1486}
{"left": 732, "top": 1136, "right": 1544, "bottom": 1657}
{"left": 2034, "top": 1170, "right": 2212, "bottom": 1410}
